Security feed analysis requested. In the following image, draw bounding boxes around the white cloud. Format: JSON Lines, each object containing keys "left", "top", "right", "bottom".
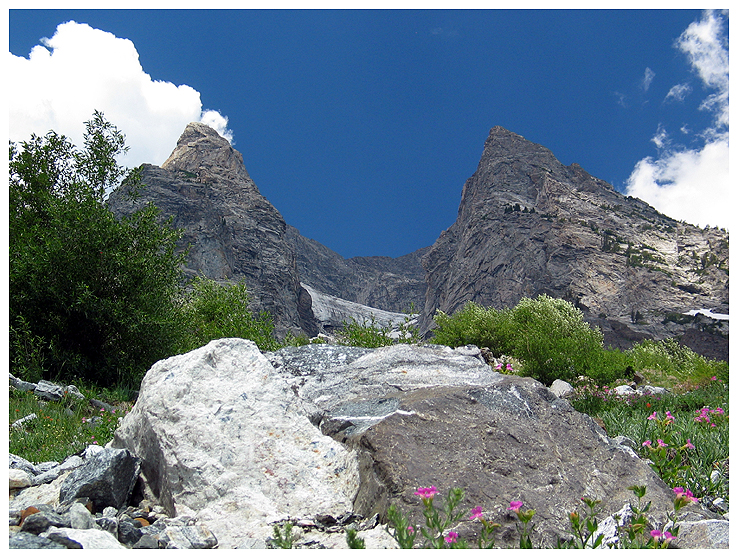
{"left": 664, "top": 83, "right": 692, "bottom": 103}
{"left": 650, "top": 125, "right": 669, "bottom": 150}
{"left": 200, "top": 109, "right": 234, "bottom": 144}
{"left": 8, "top": 21, "right": 233, "bottom": 168}
{"left": 641, "top": 67, "right": 655, "bottom": 91}
{"left": 626, "top": 10, "right": 729, "bottom": 230}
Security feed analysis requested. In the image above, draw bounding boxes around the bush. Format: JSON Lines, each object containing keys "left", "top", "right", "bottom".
{"left": 432, "top": 296, "right": 605, "bottom": 386}
{"left": 335, "top": 312, "right": 421, "bottom": 348}
{"left": 508, "top": 296, "right": 604, "bottom": 385}
{"left": 174, "top": 276, "right": 280, "bottom": 353}
{"left": 626, "top": 338, "right": 726, "bottom": 385}
{"left": 9, "top": 112, "right": 186, "bottom": 388}
{"left": 432, "top": 302, "right": 514, "bottom": 355}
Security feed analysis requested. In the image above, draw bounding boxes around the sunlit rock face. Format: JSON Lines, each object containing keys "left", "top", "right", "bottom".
{"left": 420, "top": 126, "right": 728, "bottom": 359}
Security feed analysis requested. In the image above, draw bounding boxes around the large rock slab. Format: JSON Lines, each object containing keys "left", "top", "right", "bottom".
{"left": 111, "top": 338, "right": 360, "bottom": 548}
{"left": 329, "top": 378, "right": 682, "bottom": 548}
{"left": 279, "top": 343, "right": 499, "bottom": 412}
{"left": 267, "top": 343, "right": 706, "bottom": 547}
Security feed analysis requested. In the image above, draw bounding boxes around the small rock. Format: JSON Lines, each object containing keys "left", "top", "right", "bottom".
{"left": 34, "top": 380, "right": 65, "bottom": 401}
{"left": 10, "top": 413, "right": 37, "bottom": 429}
{"left": 95, "top": 515, "right": 119, "bottom": 536}
{"left": 549, "top": 379, "right": 574, "bottom": 398}
{"left": 132, "top": 533, "right": 161, "bottom": 549}
{"left": 117, "top": 518, "right": 143, "bottom": 546}
{"left": 69, "top": 502, "right": 96, "bottom": 529}
{"left": 10, "top": 468, "right": 33, "bottom": 489}
{"left": 19, "top": 509, "right": 69, "bottom": 534}
{"left": 44, "top": 526, "right": 126, "bottom": 549}
{"left": 9, "top": 531, "right": 67, "bottom": 549}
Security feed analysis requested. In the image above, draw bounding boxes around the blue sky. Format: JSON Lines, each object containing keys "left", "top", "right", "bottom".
{"left": 8, "top": 8, "right": 730, "bottom": 258}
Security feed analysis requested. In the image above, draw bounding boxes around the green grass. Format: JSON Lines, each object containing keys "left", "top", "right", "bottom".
{"left": 570, "top": 376, "right": 729, "bottom": 503}
{"left": 9, "top": 386, "right": 132, "bottom": 463}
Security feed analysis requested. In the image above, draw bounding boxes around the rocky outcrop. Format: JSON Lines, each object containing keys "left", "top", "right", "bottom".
{"left": 107, "top": 123, "right": 317, "bottom": 337}
{"left": 420, "top": 126, "right": 729, "bottom": 358}
{"left": 102, "top": 340, "right": 725, "bottom": 548}
{"left": 11, "top": 341, "right": 727, "bottom": 548}
{"left": 110, "top": 338, "right": 363, "bottom": 549}
{"left": 286, "top": 225, "right": 428, "bottom": 314}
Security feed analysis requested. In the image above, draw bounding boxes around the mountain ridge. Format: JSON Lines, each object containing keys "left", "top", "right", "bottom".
{"left": 109, "top": 123, "right": 728, "bottom": 360}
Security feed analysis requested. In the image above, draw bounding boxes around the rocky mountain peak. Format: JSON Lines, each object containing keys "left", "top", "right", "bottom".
{"left": 109, "top": 122, "right": 318, "bottom": 337}
{"left": 422, "top": 126, "right": 728, "bottom": 358}
{"left": 161, "top": 122, "right": 252, "bottom": 185}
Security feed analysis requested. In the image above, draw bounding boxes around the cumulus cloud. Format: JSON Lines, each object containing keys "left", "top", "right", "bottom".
{"left": 8, "top": 21, "right": 233, "bottom": 168}
{"left": 200, "top": 109, "right": 234, "bottom": 144}
{"left": 626, "top": 10, "right": 729, "bottom": 230}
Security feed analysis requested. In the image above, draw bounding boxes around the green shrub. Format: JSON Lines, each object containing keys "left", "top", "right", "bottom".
{"left": 335, "top": 312, "right": 420, "bottom": 348}
{"left": 587, "top": 347, "right": 636, "bottom": 386}
{"left": 433, "top": 296, "right": 604, "bottom": 386}
{"left": 174, "top": 276, "right": 280, "bottom": 353}
{"left": 507, "top": 296, "right": 604, "bottom": 385}
{"left": 432, "top": 302, "right": 514, "bottom": 355}
{"left": 626, "top": 338, "right": 726, "bottom": 384}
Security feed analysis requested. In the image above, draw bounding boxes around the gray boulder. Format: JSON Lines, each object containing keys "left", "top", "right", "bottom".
{"left": 59, "top": 448, "right": 140, "bottom": 511}
{"left": 107, "top": 340, "right": 727, "bottom": 548}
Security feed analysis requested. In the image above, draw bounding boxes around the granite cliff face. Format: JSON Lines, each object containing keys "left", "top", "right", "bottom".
{"left": 108, "top": 122, "right": 318, "bottom": 337}
{"left": 420, "top": 126, "right": 729, "bottom": 358}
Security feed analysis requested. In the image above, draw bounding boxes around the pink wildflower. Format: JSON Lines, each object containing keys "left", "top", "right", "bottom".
{"left": 642, "top": 440, "right": 652, "bottom": 447}
{"left": 508, "top": 501, "right": 523, "bottom": 512}
{"left": 407, "top": 526, "right": 414, "bottom": 534}
{"left": 673, "top": 487, "right": 699, "bottom": 503}
{"left": 469, "top": 506, "right": 483, "bottom": 521}
{"left": 444, "top": 531, "right": 459, "bottom": 544}
{"left": 414, "top": 486, "right": 439, "bottom": 500}
{"left": 650, "top": 530, "right": 662, "bottom": 538}
{"left": 656, "top": 439, "right": 667, "bottom": 448}
{"left": 684, "top": 439, "right": 695, "bottom": 450}
{"left": 647, "top": 412, "right": 658, "bottom": 420}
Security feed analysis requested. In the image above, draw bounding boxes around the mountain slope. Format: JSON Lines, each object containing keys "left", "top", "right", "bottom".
{"left": 286, "top": 225, "right": 428, "bottom": 313}
{"left": 108, "top": 122, "right": 318, "bottom": 337}
{"left": 420, "top": 126, "right": 728, "bottom": 358}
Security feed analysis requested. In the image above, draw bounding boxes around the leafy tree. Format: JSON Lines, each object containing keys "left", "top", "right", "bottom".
{"left": 174, "top": 276, "right": 280, "bottom": 353}
{"left": 9, "top": 111, "right": 186, "bottom": 387}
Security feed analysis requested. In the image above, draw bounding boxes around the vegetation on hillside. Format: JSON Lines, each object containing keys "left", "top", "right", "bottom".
{"left": 9, "top": 113, "right": 282, "bottom": 390}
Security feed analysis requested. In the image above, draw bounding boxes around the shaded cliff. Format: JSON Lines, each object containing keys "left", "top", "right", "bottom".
{"left": 108, "top": 122, "right": 318, "bottom": 337}
{"left": 286, "top": 225, "right": 428, "bottom": 314}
